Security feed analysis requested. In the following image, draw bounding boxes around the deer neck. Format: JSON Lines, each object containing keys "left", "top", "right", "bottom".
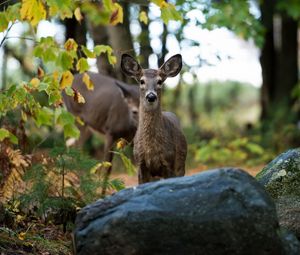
{"left": 138, "top": 103, "right": 163, "bottom": 139}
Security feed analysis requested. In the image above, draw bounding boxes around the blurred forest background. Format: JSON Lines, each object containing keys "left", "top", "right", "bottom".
{"left": 1, "top": 0, "right": 300, "bottom": 254}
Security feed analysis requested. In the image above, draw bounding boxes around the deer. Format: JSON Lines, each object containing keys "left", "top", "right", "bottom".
{"left": 62, "top": 71, "right": 139, "bottom": 195}
{"left": 121, "top": 54, "right": 187, "bottom": 184}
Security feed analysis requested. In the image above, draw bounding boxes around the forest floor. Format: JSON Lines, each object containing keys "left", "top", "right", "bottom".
{"left": 0, "top": 165, "right": 263, "bottom": 255}
{"left": 112, "top": 165, "right": 263, "bottom": 187}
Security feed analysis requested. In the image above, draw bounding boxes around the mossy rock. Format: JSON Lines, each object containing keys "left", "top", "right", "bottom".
{"left": 256, "top": 148, "right": 300, "bottom": 198}
{"left": 256, "top": 148, "right": 300, "bottom": 239}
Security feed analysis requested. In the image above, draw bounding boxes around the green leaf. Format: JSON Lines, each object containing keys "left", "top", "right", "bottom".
{"left": 9, "top": 134, "right": 18, "bottom": 144}
{"left": 246, "top": 143, "right": 264, "bottom": 155}
{"left": 65, "top": 86, "right": 74, "bottom": 96}
{"left": 58, "top": 51, "right": 74, "bottom": 70}
{"left": 0, "top": 12, "right": 8, "bottom": 32}
{"left": 113, "top": 151, "right": 136, "bottom": 175}
{"left": 0, "top": 128, "right": 10, "bottom": 141}
{"left": 33, "top": 37, "right": 59, "bottom": 63}
{"left": 63, "top": 123, "right": 80, "bottom": 139}
{"left": 109, "top": 178, "right": 125, "bottom": 191}
{"left": 76, "top": 58, "right": 89, "bottom": 73}
{"left": 103, "top": 0, "right": 114, "bottom": 11}
{"left": 57, "top": 110, "right": 75, "bottom": 126}
{"left": 82, "top": 46, "right": 96, "bottom": 58}
{"left": 81, "top": 2, "right": 110, "bottom": 25}
{"left": 161, "top": 3, "right": 182, "bottom": 24}
{"left": 35, "top": 107, "right": 54, "bottom": 127}
{"left": 47, "top": 0, "right": 74, "bottom": 19}
{"left": 0, "top": 128, "right": 18, "bottom": 144}
{"left": 94, "top": 45, "right": 116, "bottom": 65}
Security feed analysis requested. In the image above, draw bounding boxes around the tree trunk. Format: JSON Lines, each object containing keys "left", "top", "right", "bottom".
{"left": 88, "top": 24, "right": 115, "bottom": 77}
{"left": 274, "top": 14, "right": 298, "bottom": 108}
{"left": 138, "top": 6, "right": 151, "bottom": 67}
{"left": 260, "top": 1, "right": 299, "bottom": 123}
{"left": 1, "top": 46, "right": 7, "bottom": 90}
{"left": 64, "top": 17, "right": 87, "bottom": 73}
{"left": 106, "top": 2, "right": 134, "bottom": 81}
{"left": 188, "top": 84, "right": 199, "bottom": 126}
{"left": 259, "top": 0, "right": 275, "bottom": 120}
{"left": 158, "top": 24, "right": 168, "bottom": 67}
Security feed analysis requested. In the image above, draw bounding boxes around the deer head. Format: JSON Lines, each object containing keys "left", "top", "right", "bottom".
{"left": 121, "top": 54, "right": 182, "bottom": 111}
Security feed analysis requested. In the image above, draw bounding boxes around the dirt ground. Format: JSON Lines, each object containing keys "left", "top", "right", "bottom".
{"left": 112, "top": 165, "right": 264, "bottom": 188}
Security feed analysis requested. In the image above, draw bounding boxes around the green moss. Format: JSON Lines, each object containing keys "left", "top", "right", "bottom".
{"left": 256, "top": 149, "right": 300, "bottom": 199}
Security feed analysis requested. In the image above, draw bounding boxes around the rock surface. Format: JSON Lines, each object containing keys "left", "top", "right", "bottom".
{"left": 257, "top": 148, "right": 300, "bottom": 238}
{"left": 75, "top": 168, "right": 300, "bottom": 255}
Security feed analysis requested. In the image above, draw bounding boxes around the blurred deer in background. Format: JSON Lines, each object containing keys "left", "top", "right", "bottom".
{"left": 62, "top": 72, "right": 139, "bottom": 195}
{"left": 121, "top": 54, "right": 187, "bottom": 184}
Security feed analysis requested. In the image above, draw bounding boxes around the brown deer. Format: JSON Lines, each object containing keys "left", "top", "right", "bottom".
{"left": 121, "top": 54, "right": 187, "bottom": 184}
{"left": 62, "top": 72, "right": 139, "bottom": 194}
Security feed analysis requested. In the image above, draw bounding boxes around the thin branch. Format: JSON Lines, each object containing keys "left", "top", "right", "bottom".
{"left": 6, "top": 36, "right": 37, "bottom": 42}
{"left": 0, "top": 22, "right": 15, "bottom": 48}
{"left": 0, "top": 0, "right": 14, "bottom": 8}
{"left": 119, "top": 0, "right": 149, "bottom": 6}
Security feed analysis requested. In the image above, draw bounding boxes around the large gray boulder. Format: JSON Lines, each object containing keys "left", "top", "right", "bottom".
{"left": 75, "top": 168, "right": 299, "bottom": 255}
{"left": 257, "top": 148, "right": 300, "bottom": 239}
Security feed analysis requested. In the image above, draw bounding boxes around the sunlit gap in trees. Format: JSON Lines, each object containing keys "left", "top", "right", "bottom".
{"left": 129, "top": 2, "right": 262, "bottom": 88}
{"left": 0, "top": 1, "right": 262, "bottom": 89}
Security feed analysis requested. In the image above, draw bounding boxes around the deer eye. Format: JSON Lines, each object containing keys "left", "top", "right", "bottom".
{"left": 140, "top": 79, "right": 145, "bottom": 85}
{"left": 157, "top": 80, "right": 162, "bottom": 85}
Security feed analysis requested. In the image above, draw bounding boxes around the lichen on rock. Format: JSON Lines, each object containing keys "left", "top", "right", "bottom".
{"left": 256, "top": 148, "right": 300, "bottom": 198}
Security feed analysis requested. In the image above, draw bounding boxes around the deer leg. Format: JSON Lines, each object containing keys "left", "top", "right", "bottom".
{"left": 101, "top": 134, "right": 114, "bottom": 196}
{"left": 75, "top": 125, "right": 92, "bottom": 148}
{"left": 138, "top": 162, "right": 151, "bottom": 184}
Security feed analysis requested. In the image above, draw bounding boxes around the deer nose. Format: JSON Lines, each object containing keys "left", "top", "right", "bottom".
{"left": 146, "top": 92, "right": 157, "bottom": 102}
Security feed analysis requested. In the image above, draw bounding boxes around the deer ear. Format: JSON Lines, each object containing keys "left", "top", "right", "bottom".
{"left": 160, "top": 54, "right": 182, "bottom": 78}
{"left": 121, "top": 54, "right": 142, "bottom": 79}
{"left": 115, "top": 81, "right": 133, "bottom": 99}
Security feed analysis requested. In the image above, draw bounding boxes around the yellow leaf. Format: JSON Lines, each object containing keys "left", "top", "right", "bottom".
{"left": 82, "top": 72, "right": 94, "bottom": 91}
{"left": 21, "top": 110, "right": 27, "bottom": 121}
{"left": 76, "top": 116, "right": 85, "bottom": 126}
{"left": 102, "top": 161, "right": 112, "bottom": 168}
{"left": 116, "top": 138, "right": 127, "bottom": 150}
{"left": 64, "top": 38, "right": 78, "bottom": 52}
{"left": 110, "top": 3, "right": 123, "bottom": 25}
{"left": 20, "top": 0, "right": 46, "bottom": 26}
{"left": 139, "top": 11, "right": 148, "bottom": 25}
{"left": 53, "top": 70, "right": 59, "bottom": 80}
{"left": 18, "top": 232, "right": 26, "bottom": 241}
{"left": 73, "top": 89, "right": 85, "bottom": 104}
{"left": 60, "top": 71, "right": 74, "bottom": 89}
{"left": 74, "top": 7, "right": 83, "bottom": 23}
{"left": 77, "top": 93, "right": 85, "bottom": 103}
{"left": 30, "top": 77, "right": 40, "bottom": 88}
{"left": 160, "top": 1, "right": 168, "bottom": 8}
{"left": 90, "top": 162, "right": 102, "bottom": 174}
{"left": 151, "top": 0, "right": 167, "bottom": 8}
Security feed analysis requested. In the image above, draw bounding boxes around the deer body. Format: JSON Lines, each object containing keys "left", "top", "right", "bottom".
{"left": 121, "top": 54, "right": 187, "bottom": 184}
{"left": 62, "top": 71, "right": 139, "bottom": 194}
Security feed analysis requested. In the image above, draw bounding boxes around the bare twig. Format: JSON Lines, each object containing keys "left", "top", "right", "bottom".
{"left": 0, "top": 22, "right": 15, "bottom": 48}
{"left": 0, "top": 0, "right": 14, "bottom": 8}
{"left": 5, "top": 36, "right": 36, "bottom": 42}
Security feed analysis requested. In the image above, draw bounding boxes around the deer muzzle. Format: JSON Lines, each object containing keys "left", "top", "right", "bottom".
{"left": 145, "top": 91, "right": 157, "bottom": 103}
